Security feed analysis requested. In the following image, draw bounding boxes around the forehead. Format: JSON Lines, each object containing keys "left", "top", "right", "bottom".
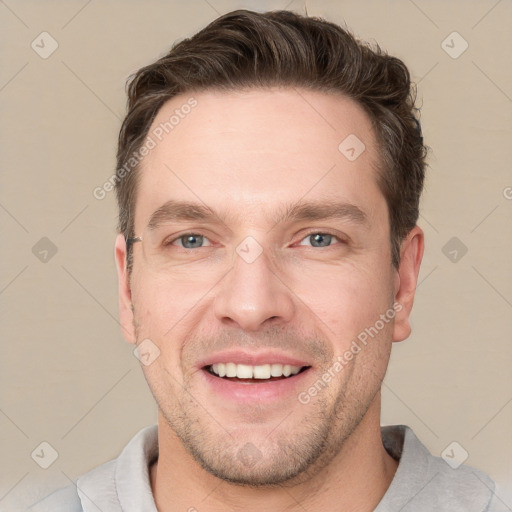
{"left": 135, "top": 88, "right": 386, "bottom": 231}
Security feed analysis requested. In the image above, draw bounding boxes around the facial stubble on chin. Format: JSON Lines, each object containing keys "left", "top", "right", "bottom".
{"left": 131, "top": 313, "right": 382, "bottom": 489}
{"left": 163, "top": 376, "right": 376, "bottom": 489}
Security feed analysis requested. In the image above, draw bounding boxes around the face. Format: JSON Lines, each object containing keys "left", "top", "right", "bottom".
{"left": 116, "top": 88, "right": 422, "bottom": 486}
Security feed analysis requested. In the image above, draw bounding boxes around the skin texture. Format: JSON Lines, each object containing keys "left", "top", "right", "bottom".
{"left": 115, "top": 88, "right": 424, "bottom": 511}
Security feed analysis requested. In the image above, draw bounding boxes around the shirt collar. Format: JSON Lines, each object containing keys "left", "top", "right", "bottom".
{"left": 77, "top": 424, "right": 159, "bottom": 511}
{"left": 78, "top": 423, "right": 423, "bottom": 511}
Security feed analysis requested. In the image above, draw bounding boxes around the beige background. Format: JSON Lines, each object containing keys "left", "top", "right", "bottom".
{"left": 1, "top": 0, "right": 511, "bottom": 510}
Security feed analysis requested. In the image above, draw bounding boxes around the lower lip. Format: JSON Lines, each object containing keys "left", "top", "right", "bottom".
{"left": 201, "top": 367, "right": 312, "bottom": 403}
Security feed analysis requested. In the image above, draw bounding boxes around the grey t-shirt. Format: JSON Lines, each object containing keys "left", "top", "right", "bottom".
{"left": 30, "top": 424, "right": 500, "bottom": 511}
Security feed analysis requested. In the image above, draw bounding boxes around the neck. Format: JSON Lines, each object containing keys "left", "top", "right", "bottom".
{"left": 150, "top": 395, "right": 398, "bottom": 512}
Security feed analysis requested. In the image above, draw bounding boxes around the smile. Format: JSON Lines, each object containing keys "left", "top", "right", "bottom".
{"left": 206, "top": 363, "right": 310, "bottom": 381}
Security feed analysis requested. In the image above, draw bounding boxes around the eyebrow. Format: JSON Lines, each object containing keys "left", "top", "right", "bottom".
{"left": 146, "top": 199, "right": 370, "bottom": 231}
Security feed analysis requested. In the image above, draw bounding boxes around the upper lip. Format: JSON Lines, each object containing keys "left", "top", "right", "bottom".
{"left": 197, "top": 350, "right": 313, "bottom": 369}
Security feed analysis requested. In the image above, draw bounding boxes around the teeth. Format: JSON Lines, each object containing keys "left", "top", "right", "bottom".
{"left": 271, "top": 364, "right": 283, "bottom": 377}
{"left": 217, "top": 363, "right": 226, "bottom": 377}
{"left": 237, "top": 364, "right": 253, "bottom": 378}
{"left": 210, "top": 363, "right": 303, "bottom": 379}
{"left": 253, "top": 364, "right": 271, "bottom": 379}
{"left": 225, "top": 363, "right": 237, "bottom": 377}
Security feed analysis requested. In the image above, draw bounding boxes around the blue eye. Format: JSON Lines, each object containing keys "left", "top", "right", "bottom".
{"left": 299, "top": 232, "right": 342, "bottom": 248}
{"left": 167, "top": 231, "right": 344, "bottom": 250}
{"left": 171, "top": 234, "right": 212, "bottom": 249}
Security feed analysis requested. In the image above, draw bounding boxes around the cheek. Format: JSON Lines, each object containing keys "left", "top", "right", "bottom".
{"left": 131, "top": 271, "right": 205, "bottom": 333}
{"left": 288, "top": 260, "right": 392, "bottom": 345}
{"left": 130, "top": 272, "right": 213, "bottom": 377}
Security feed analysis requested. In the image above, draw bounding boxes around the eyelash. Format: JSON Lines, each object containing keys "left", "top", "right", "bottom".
{"left": 165, "top": 230, "right": 347, "bottom": 249}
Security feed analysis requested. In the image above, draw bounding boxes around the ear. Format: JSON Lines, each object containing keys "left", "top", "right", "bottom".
{"left": 392, "top": 225, "right": 424, "bottom": 342}
{"left": 115, "top": 234, "right": 136, "bottom": 345}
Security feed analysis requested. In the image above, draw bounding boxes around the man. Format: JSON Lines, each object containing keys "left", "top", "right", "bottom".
{"left": 32, "top": 9, "right": 498, "bottom": 511}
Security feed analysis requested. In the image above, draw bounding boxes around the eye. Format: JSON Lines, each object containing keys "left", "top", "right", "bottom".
{"left": 168, "top": 233, "right": 212, "bottom": 249}
{"left": 164, "top": 231, "right": 345, "bottom": 250}
{"left": 297, "top": 232, "right": 344, "bottom": 248}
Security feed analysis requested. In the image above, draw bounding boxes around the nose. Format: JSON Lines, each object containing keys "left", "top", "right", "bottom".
{"left": 213, "top": 245, "right": 295, "bottom": 332}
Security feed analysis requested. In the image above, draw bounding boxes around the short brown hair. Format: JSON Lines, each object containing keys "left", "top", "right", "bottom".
{"left": 116, "top": 9, "right": 427, "bottom": 270}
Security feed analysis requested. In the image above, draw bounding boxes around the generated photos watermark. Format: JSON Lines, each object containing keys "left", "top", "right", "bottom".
{"left": 93, "top": 97, "right": 198, "bottom": 200}
{"left": 298, "top": 301, "right": 403, "bottom": 404}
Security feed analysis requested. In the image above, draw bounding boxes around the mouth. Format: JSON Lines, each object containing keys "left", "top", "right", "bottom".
{"left": 204, "top": 363, "right": 311, "bottom": 383}
{"left": 197, "top": 351, "right": 314, "bottom": 402}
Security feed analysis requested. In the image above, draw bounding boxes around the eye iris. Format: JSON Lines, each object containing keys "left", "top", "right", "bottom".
{"left": 310, "top": 233, "right": 332, "bottom": 247}
{"left": 182, "top": 234, "right": 203, "bottom": 249}
{"left": 176, "top": 233, "right": 335, "bottom": 249}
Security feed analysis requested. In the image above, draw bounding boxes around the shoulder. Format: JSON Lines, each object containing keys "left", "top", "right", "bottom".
{"left": 29, "top": 424, "right": 158, "bottom": 512}
{"left": 29, "top": 484, "right": 82, "bottom": 512}
{"left": 28, "top": 459, "right": 117, "bottom": 512}
{"left": 427, "top": 460, "right": 496, "bottom": 510}
{"left": 378, "top": 425, "right": 497, "bottom": 512}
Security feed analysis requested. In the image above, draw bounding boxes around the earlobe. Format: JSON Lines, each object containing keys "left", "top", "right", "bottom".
{"left": 392, "top": 226, "right": 425, "bottom": 343}
{"left": 114, "top": 234, "right": 137, "bottom": 345}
